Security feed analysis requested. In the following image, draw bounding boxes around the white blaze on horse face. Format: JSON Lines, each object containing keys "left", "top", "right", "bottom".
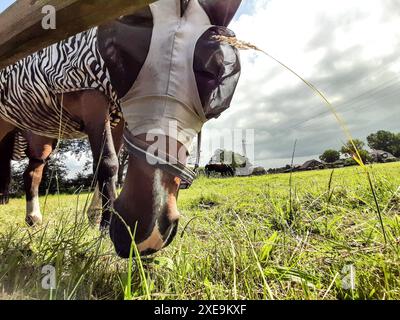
{"left": 137, "top": 169, "right": 168, "bottom": 252}
{"left": 26, "top": 195, "right": 43, "bottom": 225}
{"left": 153, "top": 169, "right": 168, "bottom": 217}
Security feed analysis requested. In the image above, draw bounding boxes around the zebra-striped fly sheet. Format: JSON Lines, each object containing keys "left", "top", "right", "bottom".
{"left": 0, "top": 28, "right": 122, "bottom": 160}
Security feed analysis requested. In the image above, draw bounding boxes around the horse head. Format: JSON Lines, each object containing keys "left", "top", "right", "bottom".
{"left": 108, "top": 0, "right": 242, "bottom": 257}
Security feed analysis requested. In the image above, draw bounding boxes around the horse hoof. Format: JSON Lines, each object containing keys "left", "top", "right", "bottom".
{"left": 25, "top": 214, "right": 43, "bottom": 226}
{"left": 0, "top": 195, "right": 9, "bottom": 205}
{"left": 99, "top": 212, "right": 112, "bottom": 232}
{"left": 87, "top": 208, "right": 102, "bottom": 227}
{"left": 99, "top": 220, "right": 111, "bottom": 233}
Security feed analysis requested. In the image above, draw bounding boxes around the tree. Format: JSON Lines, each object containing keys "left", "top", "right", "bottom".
{"left": 39, "top": 155, "right": 68, "bottom": 195}
{"left": 340, "top": 139, "right": 370, "bottom": 163}
{"left": 9, "top": 160, "right": 27, "bottom": 197}
{"left": 61, "top": 138, "right": 130, "bottom": 186}
{"left": 340, "top": 139, "right": 365, "bottom": 156}
{"left": 367, "top": 130, "right": 400, "bottom": 157}
{"left": 58, "top": 139, "right": 91, "bottom": 159}
{"left": 394, "top": 133, "right": 400, "bottom": 157}
{"left": 319, "top": 149, "right": 340, "bottom": 163}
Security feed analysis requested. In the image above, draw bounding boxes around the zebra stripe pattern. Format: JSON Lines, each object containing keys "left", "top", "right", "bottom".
{"left": 0, "top": 28, "right": 122, "bottom": 160}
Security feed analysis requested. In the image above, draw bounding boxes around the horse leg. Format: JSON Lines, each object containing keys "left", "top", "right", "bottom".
{"left": 23, "top": 134, "right": 55, "bottom": 226}
{"left": 0, "top": 130, "right": 16, "bottom": 204}
{"left": 111, "top": 119, "right": 125, "bottom": 164}
{"left": 87, "top": 119, "right": 125, "bottom": 226}
{"left": 0, "top": 118, "right": 15, "bottom": 141}
{"left": 0, "top": 119, "right": 15, "bottom": 204}
{"left": 87, "top": 184, "right": 102, "bottom": 225}
{"left": 79, "top": 93, "right": 119, "bottom": 230}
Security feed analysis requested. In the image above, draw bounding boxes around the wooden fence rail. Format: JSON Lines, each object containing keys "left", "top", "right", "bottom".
{"left": 0, "top": 0, "right": 156, "bottom": 69}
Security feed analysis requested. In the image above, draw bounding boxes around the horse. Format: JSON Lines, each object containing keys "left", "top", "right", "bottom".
{"left": 0, "top": 0, "right": 242, "bottom": 258}
{"left": 205, "top": 163, "right": 235, "bottom": 177}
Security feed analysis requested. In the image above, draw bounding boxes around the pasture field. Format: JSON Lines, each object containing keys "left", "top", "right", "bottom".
{"left": 0, "top": 162, "right": 399, "bottom": 300}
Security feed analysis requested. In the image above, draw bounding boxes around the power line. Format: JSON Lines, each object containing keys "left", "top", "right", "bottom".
{"left": 297, "top": 88, "right": 400, "bottom": 130}
{"left": 263, "top": 75, "right": 400, "bottom": 133}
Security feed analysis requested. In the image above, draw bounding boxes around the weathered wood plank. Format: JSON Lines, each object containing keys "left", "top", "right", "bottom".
{"left": 0, "top": 0, "right": 156, "bottom": 69}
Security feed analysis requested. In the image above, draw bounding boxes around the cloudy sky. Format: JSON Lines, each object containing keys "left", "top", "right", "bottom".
{"left": 0, "top": 1, "right": 11, "bottom": 12}
{"left": 1, "top": 0, "right": 400, "bottom": 172}
{"left": 202, "top": 0, "right": 400, "bottom": 169}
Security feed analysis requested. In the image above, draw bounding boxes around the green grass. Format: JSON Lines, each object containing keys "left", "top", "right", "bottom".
{"left": 0, "top": 162, "right": 399, "bottom": 300}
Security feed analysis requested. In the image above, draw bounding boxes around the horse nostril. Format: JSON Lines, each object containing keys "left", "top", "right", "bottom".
{"left": 162, "top": 220, "right": 179, "bottom": 248}
{"left": 110, "top": 218, "right": 132, "bottom": 259}
{"left": 110, "top": 206, "right": 180, "bottom": 258}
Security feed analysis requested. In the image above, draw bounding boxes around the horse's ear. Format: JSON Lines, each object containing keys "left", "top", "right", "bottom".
{"left": 198, "top": 0, "right": 242, "bottom": 26}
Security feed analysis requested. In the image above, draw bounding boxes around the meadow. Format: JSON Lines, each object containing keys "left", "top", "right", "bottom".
{"left": 0, "top": 162, "right": 399, "bottom": 300}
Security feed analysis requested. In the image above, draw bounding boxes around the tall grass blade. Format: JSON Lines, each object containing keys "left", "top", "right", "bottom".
{"left": 289, "top": 140, "right": 297, "bottom": 224}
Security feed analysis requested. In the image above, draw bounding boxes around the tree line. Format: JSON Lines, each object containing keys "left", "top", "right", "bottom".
{"left": 319, "top": 130, "right": 400, "bottom": 164}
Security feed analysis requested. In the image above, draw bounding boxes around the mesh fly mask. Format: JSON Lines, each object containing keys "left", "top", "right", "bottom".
{"left": 113, "top": 0, "right": 242, "bottom": 188}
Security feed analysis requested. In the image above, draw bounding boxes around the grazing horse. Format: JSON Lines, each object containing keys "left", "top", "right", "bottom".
{"left": 205, "top": 164, "right": 235, "bottom": 177}
{"left": 0, "top": 0, "right": 242, "bottom": 257}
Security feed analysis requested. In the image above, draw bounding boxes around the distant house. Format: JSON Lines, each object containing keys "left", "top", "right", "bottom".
{"left": 325, "top": 159, "right": 346, "bottom": 169}
{"left": 267, "top": 167, "right": 283, "bottom": 174}
{"left": 267, "top": 164, "right": 300, "bottom": 174}
{"left": 369, "top": 150, "right": 397, "bottom": 163}
{"left": 236, "top": 165, "right": 266, "bottom": 176}
{"left": 299, "top": 159, "right": 324, "bottom": 171}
